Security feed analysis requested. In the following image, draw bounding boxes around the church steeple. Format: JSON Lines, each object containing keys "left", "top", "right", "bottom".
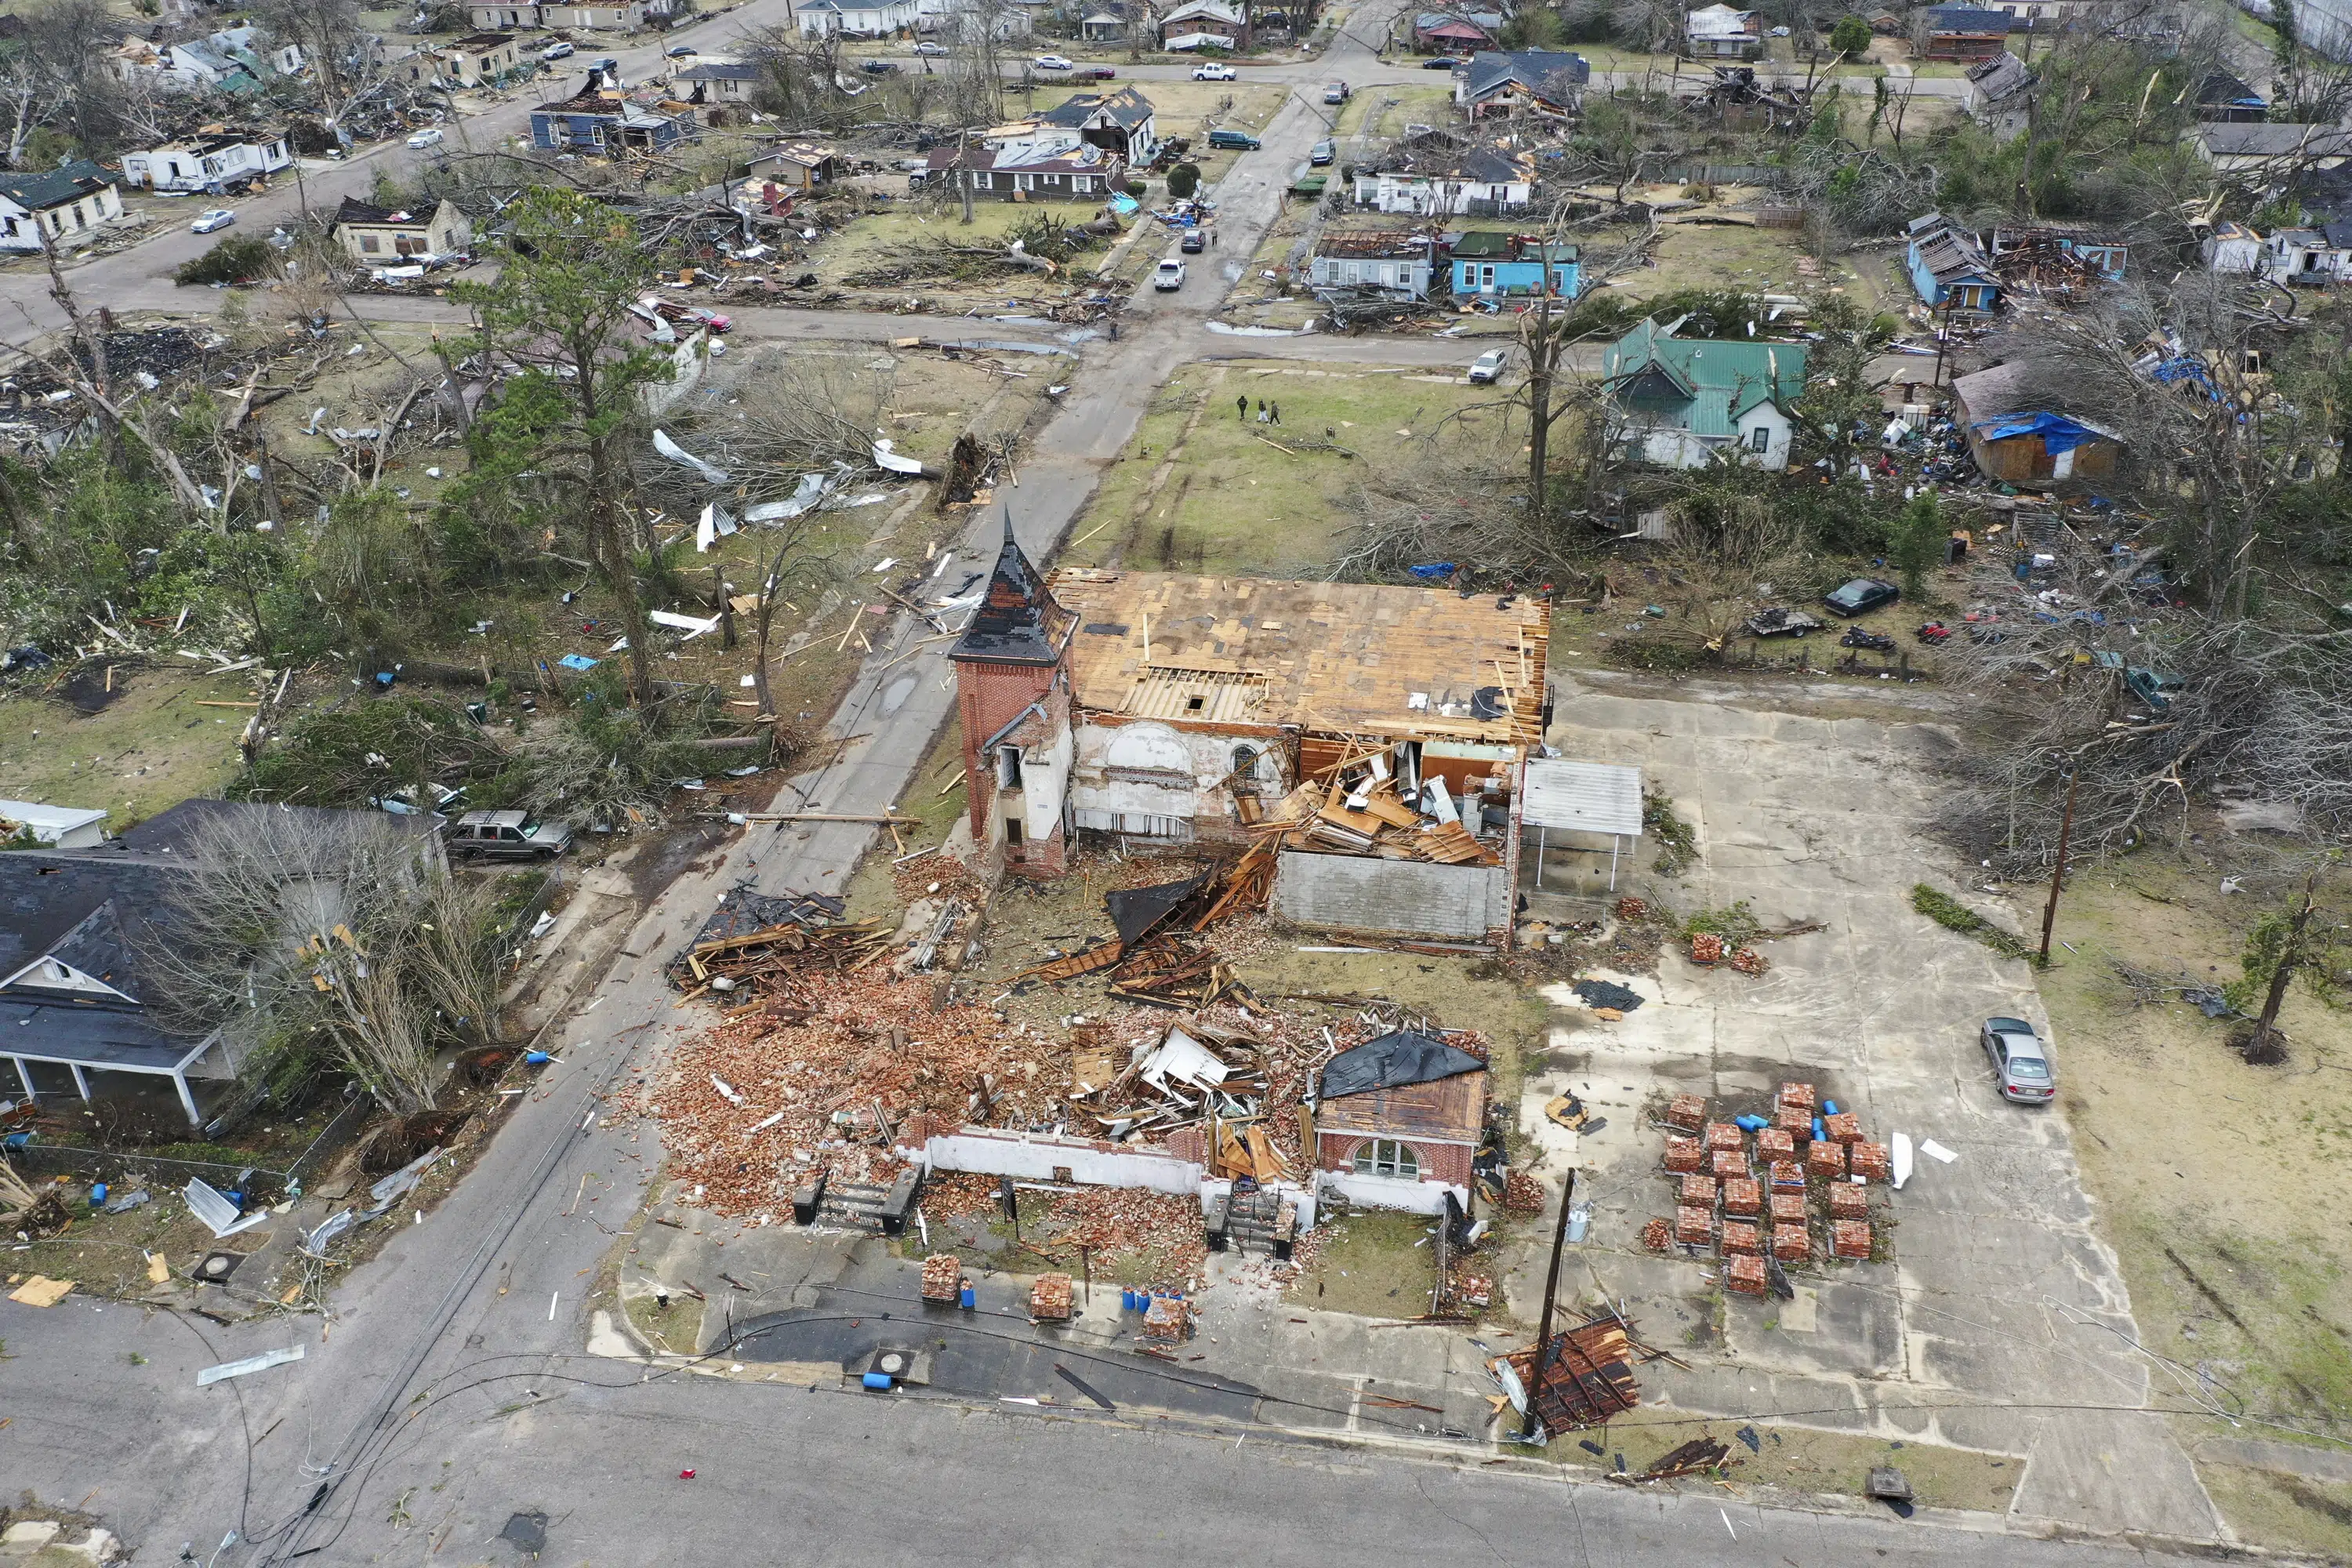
{"left": 949, "top": 509, "right": 1067, "bottom": 666}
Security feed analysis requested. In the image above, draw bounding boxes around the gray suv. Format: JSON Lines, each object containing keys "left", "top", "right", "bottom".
{"left": 448, "top": 809, "right": 573, "bottom": 862}
{"left": 1980, "top": 1016, "right": 2055, "bottom": 1104}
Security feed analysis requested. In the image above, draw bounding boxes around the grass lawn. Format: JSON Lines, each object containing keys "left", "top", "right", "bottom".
{"left": 2026, "top": 854, "right": 2352, "bottom": 1550}
{"left": 0, "top": 661, "right": 270, "bottom": 827}
{"left": 1331, "top": 83, "right": 1453, "bottom": 140}
{"left": 1060, "top": 359, "right": 1516, "bottom": 578}
{"left": 1286, "top": 1210, "right": 1439, "bottom": 1315}
{"left": 1544, "top": 1408, "right": 2024, "bottom": 1512}
{"left": 1590, "top": 215, "right": 1852, "bottom": 303}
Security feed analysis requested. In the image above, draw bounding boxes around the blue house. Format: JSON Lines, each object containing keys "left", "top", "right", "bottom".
{"left": 1449, "top": 230, "right": 1578, "bottom": 300}
{"left": 1905, "top": 212, "right": 1999, "bottom": 312}
{"left": 530, "top": 90, "right": 698, "bottom": 154}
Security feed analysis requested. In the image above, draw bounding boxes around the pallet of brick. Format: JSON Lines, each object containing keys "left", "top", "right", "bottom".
{"left": 1777, "top": 1082, "right": 1815, "bottom": 1112}
{"left": 920, "top": 1253, "right": 964, "bottom": 1304}
{"left": 1710, "top": 1149, "right": 1748, "bottom": 1180}
{"left": 1142, "top": 1294, "right": 1191, "bottom": 1344}
{"left": 1771, "top": 1225, "right": 1810, "bottom": 1262}
{"left": 1807, "top": 1139, "right": 1847, "bottom": 1178}
{"left": 1675, "top": 1206, "right": 1713, "bottom": 1247}
{"left": 1831, "top": 1220, "right": 1871, "bottom": 1260}
{"left": 1830, "top": 1183, "right": 1868, "bottom": 1220}
{"left": 1722, "top": 1220, "right": 1761, "bottom": 1256}
{"left": 1769, "top": 1192, "right": 1806, "bottom": 1225}
{"left": 1664, "top": 1136, "right": 1704, "bottom": 1173}
{"left": 1666, "top": 1094, "right": 1708, "bottom": 1132}
{"left": 1850, "top": 1142, "right": 1892, "bottom": 1182}
{"left": 1030, "top": 1272, "right": 1075, "bottom": 1321}
{"left": 1769, "top": 1160, "right": 1806, "bottom": 1192}
{"left": 1703, "top": 1121, "right": 1744, "bottom": 1152}
{"left": 1727, "top": 1254, "right": 1769, "bottom": 1295}
{"left": 1679, "top": 1174, "right": 1719, "bottom": 1208}
{"left": 1824, "top": 1111, "right": 1863, "bottom": 1145}
{"left": 1721, "top": 1177, "right": 1761, "bottom": 1217}
{"left": 1757, "top": 1127, "right": 1795, "bottom": 1163}
{"left": 1773, "top": 1105, "right": 1813, "bottom": 1138}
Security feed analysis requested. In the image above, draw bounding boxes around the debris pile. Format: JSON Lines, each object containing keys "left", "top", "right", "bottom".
{"left": 664, "top": 888, "right": 892, "bottom": 1004}
{"left": 1647, "top": 1080, "right": 1889, "bottom": 1287}
{"left": 1494, "top": 1315, "right": 1642, "bottom": 1435}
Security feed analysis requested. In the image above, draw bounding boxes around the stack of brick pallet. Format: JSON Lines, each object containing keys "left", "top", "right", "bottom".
{"left": 1030, "top": 1272, "right": 1075, "bottom": 1322}
{"left": 1656, "top": 1080, "right": 1889, "bottom": 1290}
{"left": 920, "top": 1252, "right": 965, "bottom": 1304}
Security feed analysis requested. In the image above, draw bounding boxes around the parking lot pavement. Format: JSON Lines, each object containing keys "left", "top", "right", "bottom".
{"left": 1501, "top": 671, "right": 2221, "bottom": 1542}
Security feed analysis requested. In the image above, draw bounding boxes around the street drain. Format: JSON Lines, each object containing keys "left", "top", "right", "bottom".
{"left": 499, "top": 1511, "right": 548, "bottom": 1555}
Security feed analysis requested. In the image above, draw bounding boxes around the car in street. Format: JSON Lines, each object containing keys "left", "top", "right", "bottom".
{"left": 1423, "top": 55, "right": 1461, "bottom": 68}
{"left": 912, "top": 39, "right": 948, "bottom": 53}
{"left": 666, "top": 42, "right": 697, "bottom": 56}
{"left": 1323, "top": 80, "right": 1350, "bottom": 102}
{"left": 1206, "top": 126, "right": 1259, "bottom": 150}
{"left": 1154, "top": 257, "right": 1186, "bottom": 291}
{"left": 1080, "top": 64, "right": 1118, "bottom": 78}
{"left": 1179, "top": 228, "right": 1206, "bottom": 252}
{"left": 1467, "top": 347, "right": 1509, "bottom": 383}
{"left": 406, "top": 127, "right": 445, "bottom": 149}
{"left": 862, "top": 57, "right": 899, "bottom": 72}
{"left": 1033, "top": 53, "right": 1075, "bottom": 69}
{"left": 1823, "top": 576, "right": 1899, "bottom": 617}
{"left": 447, "top": 809, "right": 574, "bottom": 862}
{"left": 1980, "top": 1016, "right": 2056, "bottom": 1103}
{"left": 1309, "top": 137, "right": 1335, "bottom": 165}
{"left": 541, "top": 39, "right": 575, "bottom": 58}
{"left": 191, "top": 208, "right": 237, "bottom": 234}
{"left": 1192, "top": 61, "right": 1236, "bottom": 79}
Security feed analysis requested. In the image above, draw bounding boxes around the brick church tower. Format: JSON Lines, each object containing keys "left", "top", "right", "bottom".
{"left": 948, "top": 513, "right": 1075, "bottom": 877}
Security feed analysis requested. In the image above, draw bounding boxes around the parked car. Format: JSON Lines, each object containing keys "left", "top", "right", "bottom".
{"left": 1980, "top": 1016, "right": 2056, "bottom": 1104}
{"left": 1309, "top": 137, "right": 1335, "bottom": 165}
{"left": 447, "top": 809, "right": 573, "bottom": 862}
{"left": 666, "top": 42, "right": 697, "bottom": 56}
{"left": 1033, "top": 53, "right": 1075, "bottom": 69}
{"left": 1466, "top": 347, "right": 1509, "bottom": 383}
{"left": 1823, "top": 576, "right": 1898, "bottom": 617}
{"left": 1206, "top": 127, "right": 1259, "bottom": 150}
{"left": 541, "top": 39, "right": 576, "bottom": 58}
{"left": 191, "top": 208, "right": 237, "bottom": 234}
{"left": 1081, "top": 64, "right": 1118, "bottom": 78}
{"left": 1769, "top": 23, "right": 1791, "bottom": 34}
{"left": 1155, "top": 257, "right": 1186, "bottom": 291}
{"left": 1179, "top": 228, "right": 1205, "bottom": 252}
{"left": 405, "top": 127, "right": 445, "bottom": 149}
{"left": 1423, "top": 55, "right": 1461, "bottom": 68}
{"left": 912, "top": 39, "right": 948, "bottom": 54}
{"left": 1323, "top": 80, "right": 1350, "bottom": 102}
{"left": 1192, "top": 61, "right": 1236, "bottom": 79}
{"left": 862, "top": 58, "right": 899, "bottom": 73}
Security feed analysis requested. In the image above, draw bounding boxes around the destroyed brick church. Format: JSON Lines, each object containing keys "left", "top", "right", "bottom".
{"left": 949, "top": 516, "right": 1553, "bottom": 943}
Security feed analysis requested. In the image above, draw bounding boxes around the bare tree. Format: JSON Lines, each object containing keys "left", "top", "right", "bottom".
{"left": 250, "top": 0, "right": 397, "bottom": 136}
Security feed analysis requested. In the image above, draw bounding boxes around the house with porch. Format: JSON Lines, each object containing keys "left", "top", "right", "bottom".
{"left": 677, "top": 59, "right": 763, "bottom": 103}
{"left": 1351, "top": 145, "right": 1533, "bottom": 214}
{"left": 1685, "top": 4, "right": 1762, "bottom": 57}
{"left": 924, "top": 122, "right": 1126, "bottom": 199}
{"left": 1414, "top": 9, "right": 1499, "bottom": 51}
{"left": 121, "top": 130, "right": 293, "bottom": 193}
{"left": 2263, "top": 222, "right": 2352, "bottom": 284}
{"left": 1448, "top": 229, "right": 1578, "bottom": 299}
{"left": 329, "top": 196, "right": 474, "bottom": 263}
{"left": 793, "top": 0, "right": 920, "bottom": 31}
{"left": 1920, "top": 5, "right": 2011, "bottom": 60}
{"left": 0, "top": 162, "right": 128, "bottom": 254}
{"left": 1160, "top": 0, "right": 1249, "bottom": 48}
{"left": 1602, "top": 316, "right": 1809, "bottom": 470}
{"left": 1309, "top": 230, "right": 1439, "bottom": 298}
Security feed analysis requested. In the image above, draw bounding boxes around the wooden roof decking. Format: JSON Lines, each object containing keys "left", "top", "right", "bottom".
{"left": 1048, "top": 569, "right": 1550, "bottom": 745}
{"left": 1316, "top": 1069, "right": 1486, "bottom": 1142}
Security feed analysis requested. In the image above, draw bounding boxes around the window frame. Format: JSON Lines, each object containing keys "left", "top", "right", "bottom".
{"left": 1352, "top": 1138, "right": 1420, "bottom": 1180}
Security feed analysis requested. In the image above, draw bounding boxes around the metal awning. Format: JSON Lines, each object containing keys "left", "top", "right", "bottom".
{"left": 1520, "top": 760, "right": 1643, "bottom": 836}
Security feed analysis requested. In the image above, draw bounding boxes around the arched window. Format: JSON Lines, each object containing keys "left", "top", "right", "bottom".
{"left": 1352, "top": 1139, "right": 1419, "bottom": 1180}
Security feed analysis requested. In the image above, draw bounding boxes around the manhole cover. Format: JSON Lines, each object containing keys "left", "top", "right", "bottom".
{"left": 878, "top": 1352, "right": 906, "bottom": 1375}
{"left": 499, "top": 1511, "right": 548, "bottom": 1555}
{"left": 195, "top": 1252, "right": 243, "bottom": 1281}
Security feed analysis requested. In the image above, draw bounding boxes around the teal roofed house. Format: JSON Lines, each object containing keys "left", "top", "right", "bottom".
{"left": 1450, "top": 230, "right": 1579, "bottom": 300}
{"left": 1602, "top": 317, "right": 1809, "bottom": 470}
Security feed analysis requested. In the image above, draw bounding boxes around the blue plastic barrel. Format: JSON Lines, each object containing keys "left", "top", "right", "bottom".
{"left": 959, "top": 1285, "right": 975, "bottom": 1309}
{"left": 862, "top": 1372, "right": 893, "bottom": 1391}
{"left": 1824, "top": 1099, "right": 1840, "bottom": 1116}
{"left": 1812, "top": 1116, "right": 1826, "bottom": 1142}
{"left": 90, "top": 1182, "right": 107, "bottom": 1207}
{"left": 524, "top": 1050, "right": 551, "bottom": 1065}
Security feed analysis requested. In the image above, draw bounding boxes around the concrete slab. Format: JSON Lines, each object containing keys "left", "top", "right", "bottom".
{"left": 1497, "top": 673, "right": 2220, "bottom": 1541}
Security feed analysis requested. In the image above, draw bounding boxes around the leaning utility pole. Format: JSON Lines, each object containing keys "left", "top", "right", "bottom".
{"left": 2038, "top": 761, "right": 2080, "bottom": 963}
{"left": 1517, "top": 1166, "right": 1577, "bottom": 1443}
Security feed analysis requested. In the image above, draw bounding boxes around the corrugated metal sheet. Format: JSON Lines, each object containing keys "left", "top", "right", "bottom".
{"left": 1520, "top": 759, "right": 1642, "bottom": 834}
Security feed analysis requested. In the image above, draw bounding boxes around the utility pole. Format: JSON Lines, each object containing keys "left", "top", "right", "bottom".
{"left": 2038, "top": 762, "right": 2079, "bottom": 964}
{"left": 1517, "top": 1167, "right": 1577, "bottom": 1443}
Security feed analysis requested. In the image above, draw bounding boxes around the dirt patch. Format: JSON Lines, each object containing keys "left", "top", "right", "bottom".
{"left": 1546, "top": 1408, "right": 2022, "bottom": 1514}
{"left": 2198, "top": 1464, "right": 2352, "bottom": 1559}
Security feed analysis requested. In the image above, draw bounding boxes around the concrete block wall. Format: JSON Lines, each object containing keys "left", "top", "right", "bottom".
{"left": 1271, "top": 851, "right": 1508, "bottom": 942}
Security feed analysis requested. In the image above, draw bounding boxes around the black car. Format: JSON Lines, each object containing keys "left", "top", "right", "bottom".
{"left": 1179, "top": 229, "right": 1206, "bottom": 252}
{"left": 1824, "top": 577, "right": 1899, "bottom": 617}
{"left": 861, "top": 58, "right": 900, "bottom": 73}
{"left": 1423, "top": 55, "right": 1461, "bottom": 67}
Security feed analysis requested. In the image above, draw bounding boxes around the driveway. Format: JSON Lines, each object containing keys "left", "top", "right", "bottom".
{"left": 1502, "top": 670, "right": 2220, "bottom": 1542}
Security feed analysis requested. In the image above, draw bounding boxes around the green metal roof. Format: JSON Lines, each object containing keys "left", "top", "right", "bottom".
{"left": 0, "top": 160, "right": 117, "bottom": 212}
{"left": 1450, "top": 230, "right": 1578, "bottom": 260}
{"left": 1605, "top": 318, "right": 1806, "bottom": 437}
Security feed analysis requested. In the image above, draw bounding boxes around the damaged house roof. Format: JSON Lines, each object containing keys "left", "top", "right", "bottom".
{"left": 1044, "top": 568, "right": 1551, "bottom": 742}
{"left": 1316, "top": 1029, "right": 1486, "bottom": 1142}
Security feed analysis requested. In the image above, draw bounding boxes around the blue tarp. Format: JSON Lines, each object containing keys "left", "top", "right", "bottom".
{"left": 1970, "top": 411, "right": 2108, "bottom": 453}
{"left": 1408, "top": 562, "right": 1457, "bottom": 579}
{"left": 557, "top": 653, "right": 599, "bottom": 670}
